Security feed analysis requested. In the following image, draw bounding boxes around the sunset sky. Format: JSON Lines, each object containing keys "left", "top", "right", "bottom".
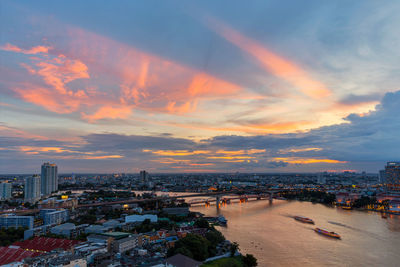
{"left": 1, "top": 0, "right": 400, "bottom": 173}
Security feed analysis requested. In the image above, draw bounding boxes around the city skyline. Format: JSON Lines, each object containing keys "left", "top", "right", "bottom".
{"left": 1, "top": 1, "right": 400, "bottom": 173}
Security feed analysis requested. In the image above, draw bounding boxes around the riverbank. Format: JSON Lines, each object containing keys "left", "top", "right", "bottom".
{"left": 191, "top": 199, "right": 400, "bottom": 266}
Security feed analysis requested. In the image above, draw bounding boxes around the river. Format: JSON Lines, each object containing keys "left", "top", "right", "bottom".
{"left": 190, "top": 199, "right": 400, "bottom": 267}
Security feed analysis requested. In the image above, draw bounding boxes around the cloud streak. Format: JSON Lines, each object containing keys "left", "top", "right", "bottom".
{"left": 207, "top": 17, "right": 331, "bottom": 99}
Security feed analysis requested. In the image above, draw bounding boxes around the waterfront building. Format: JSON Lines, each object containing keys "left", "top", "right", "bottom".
{"left": 0, "top": 182, "right": 12, "bottom": 200}
{"left": 41, "top": 162, "right": 58, "bottom": 196}
{"left": 0, "top": 214, "right": 34, "bottom": 229}
{"left": 385, "top": 162, "right": 400, "bottom": 191}
{"left": 25, "top": 176, "right": 41, "bottom": 203}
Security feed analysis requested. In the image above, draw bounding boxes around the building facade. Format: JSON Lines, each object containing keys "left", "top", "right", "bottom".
{"left": 0, "top": 182, "right": 12, "bottom": 200}
{"left": 41, "top": 163, "right": 58, "bottom": 196}
{"left": 0, "top": 215, "right": 34, "bottom": 229}
{"left": 385, "top": 162, "right": 400, "bottom": 191}
{"left": 40, "top": 209, "right": 69, "bottom": 225}
{"left": 25, "top": 176, "right": 41, "bottom": 203}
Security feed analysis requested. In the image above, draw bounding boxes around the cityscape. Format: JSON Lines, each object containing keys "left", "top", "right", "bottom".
{"left": 1, "top": 1, "right": 400, "bottom": 267}
{"left": 0, "top": 162, "right": 398, "bottom": 266}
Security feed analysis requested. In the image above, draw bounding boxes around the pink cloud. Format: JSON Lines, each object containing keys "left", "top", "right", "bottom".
{"left": 206, "top": 18, "right": 331, "bottom": 99}
{"left": 1, "top": 43, "right": 51, "bottom": 54}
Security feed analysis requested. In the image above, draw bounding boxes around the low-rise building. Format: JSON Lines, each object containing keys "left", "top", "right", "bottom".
{"left": 0, "top": 215, "right": 34, "bottom": 229}
{"left": 125, "top": 214, "right": 158, "bottom": 223}
{"left": 50, "top": 223, "right": 87, "bottom": 238}
{"left": 85, "top": 224, "right": 110, "bottom": 234}
{"left": 40, "top": 209, "right": 69, "bottom": 225}
{"left": 113, "top": 235, "right": 139, "bottom": 253}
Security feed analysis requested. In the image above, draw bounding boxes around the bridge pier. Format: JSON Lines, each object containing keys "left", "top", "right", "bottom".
{"left": 216, "top": 196, "right": 221, "bottom": 207}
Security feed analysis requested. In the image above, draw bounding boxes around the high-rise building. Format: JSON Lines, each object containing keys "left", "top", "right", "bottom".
{"left": 379, "top": 170, "right": 386, "bottom": 184}
{"left": 0, "top": 182, "right": 12, "bottom": 200}
{"left": 25, "top": 176, "right": 41, "bottom": 203}
{"left": 140, "top": 170, "right": 149, "bottom": 182}
{"left": 41, "top": 163, "right": 58, "bottom": 196}
{"left": 385, "top": 162, "right": 400, "bottom": 191}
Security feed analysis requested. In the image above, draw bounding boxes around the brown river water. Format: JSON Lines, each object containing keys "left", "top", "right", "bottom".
{"left": 190, "top": 200, "right": 400, "bottom": 267}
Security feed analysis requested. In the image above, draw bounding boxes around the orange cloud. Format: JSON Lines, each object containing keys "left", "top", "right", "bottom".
{"left": 274, "top": 157, "right": 346, "bottom": 164}
{"left": 82, "top": 106, "right": 132, "bottom": 122}
{"left": 207, "top": 156, "right": 255, "bottom": 160}
{"left": 32, "top": 57, "right": 89, "bottom": 94}
{"left": 16, "top": 85, "right": 85, "bottom": 113}
{"left": 143, "top": 149, "right": 210, "bottom": 156}
{"left": 166, "top": 120, "right": 314, "bottom": 134}
{"left": 280, "top": 147, "right": 322, "bottom": 153}
{"left": 17, "top": 145, "right": 123, "bottom": 160}
{"left": 1, "top": 43, "right": 51, "bottom": 54}
{"left": 66, "top": 27, "right": 241, "bottom": 114}
{"left": 215, "top": 149, "right": 266, "bottom": 155}
{"left": 207, "top": 18, "right": 331, "bottom": 99}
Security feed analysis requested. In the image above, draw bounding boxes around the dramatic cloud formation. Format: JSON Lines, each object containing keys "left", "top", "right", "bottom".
{"left": 0, "top": 0, "right": 399, "bottom": 172}
{"left": 1, "top": 90, "right": 399, "bottom": 173}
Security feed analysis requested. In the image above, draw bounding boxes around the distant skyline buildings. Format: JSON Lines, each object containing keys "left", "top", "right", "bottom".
{"left": 25, "top": 175, "right": 41, "bottom": 203}
{"left": 0, "top": 182, "right": 12, "bottom": 200}
{"left": 385, "top": 162, "right": 400, "bottom": 191}
{"left": 41, "top": 163, "right": 58, "bottom": 196}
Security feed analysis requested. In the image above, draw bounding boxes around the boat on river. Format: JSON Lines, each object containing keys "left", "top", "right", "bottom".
{"left": 294, "top": 216, "right": 314, "bottom": 224}
{"left": 314, "top": 228, "right": 341, "bottom": 239}
{"left": 217, "top": 215, "right": 227, "bottom": 226}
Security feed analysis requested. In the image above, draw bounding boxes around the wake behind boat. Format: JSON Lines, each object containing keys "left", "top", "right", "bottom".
{"left": 314, "top": 228, "right": 341, "bottom": 239}
{"left": 294, "top": 216, "right": 315, "bottom": 224}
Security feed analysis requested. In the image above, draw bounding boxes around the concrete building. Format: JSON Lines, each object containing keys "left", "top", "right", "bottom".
{"left": 385, "top": 162, "right": 400, "bottom": 191}
{"left": 379, "top": 170, "right": 386, "bottom": 183}
{"left": 24, "top": 176, "right": 41, "bottom": 203}
{"left": 0, "top": 215, "right": 34, "bottom": 229}
{"left": 113, "top": 235, "right": 139, "bottom": 253}
{"left": 24, "top": 224, "right": 52, "bottom": 239}
{"left": 140, "top": 170, "right": 149, "bottom": 182}
{"left": 163, "top": 207, "right": 190, "bottom": 216}
{"left": 125, "top": 214, "right": 158, "bottom": 223}
{"left": 40, "top": 209, "right": 69, "bottom": 225}
{"left": 0, "top": 182, "right": 12, "bottom": 200}
{"left": 50, "top": 223, "right": 87, "bottom": 238}
{"left": 85, "top": 224, "right": 110, "bottom": 234}
{"left": 41, "top": 162, "right": 58, "bottom": 196}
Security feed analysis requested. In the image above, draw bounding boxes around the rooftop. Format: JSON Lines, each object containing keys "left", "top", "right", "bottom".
{"left": 0, "top": 246, "right": 43, "bottom": 265}
{"left": 100, "top": 232, "right": 130, "bottom": 240}
{"left": 166, "top": 253, "right": 201, "bottom": 267}
{"left": 12, "top": 237, "right": 81, "bottom": 252}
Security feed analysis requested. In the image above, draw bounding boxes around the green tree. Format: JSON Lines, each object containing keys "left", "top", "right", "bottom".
{"left": 194, "top": 218, "right": 209, "bottom": 229}
{"left": 168, "top": 234, "right": 210, "bottom": 261}
{"left": 205, "top": 229, "right": 225, "bottom": 245}
{"left": 242, "top": 254, "right": 257, "bottom": 267}
{"left": 174, "top": 247, "right": 193, "bottom": 258}
{"left": 230, "top": 242, "right": 239, "bottom": 257}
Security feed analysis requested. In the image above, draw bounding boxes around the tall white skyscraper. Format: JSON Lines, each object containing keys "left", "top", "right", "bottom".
{"left": 41, "top": 162, "right": 58, "bottom": 196}
{"left": 0, "top": 182, "right": 12, "bottom": 200}
{"left": 25, "top": 176, "right": 41, "bottom": 203}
